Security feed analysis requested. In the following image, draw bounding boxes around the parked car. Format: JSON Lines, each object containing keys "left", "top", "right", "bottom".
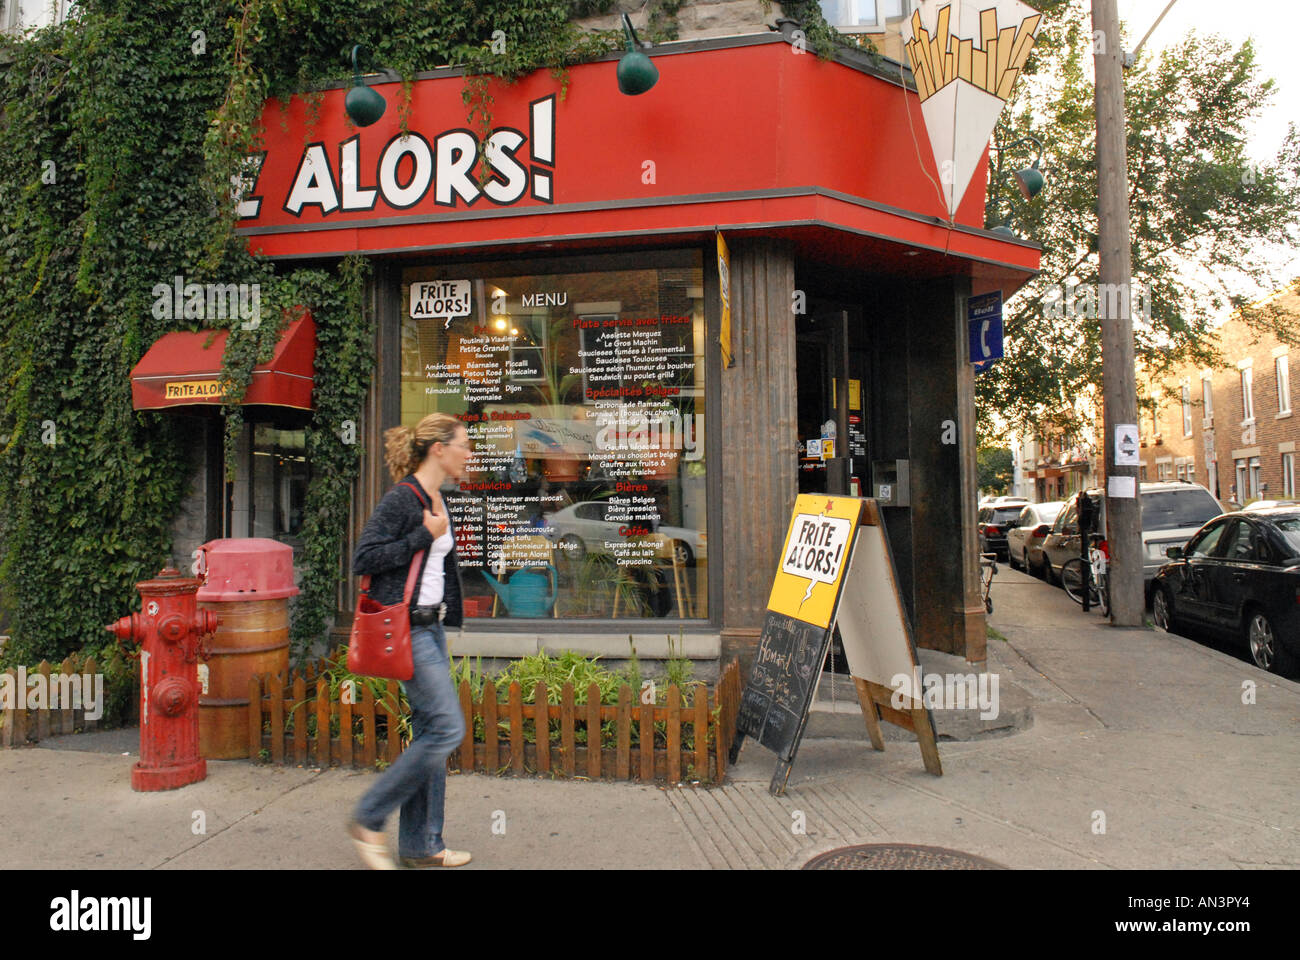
{"left": 1040, "top": 481, "right": 1223, "bottom": 596}
{"left": 1240, "top": 500, "right": 1299, "bottom": 512}
{"left": 1006, "top": 501, "right": 1066, "bottom": 574}
{"left": 1151, "top": 506, "right": 1300, "bottom": 677}
{"left": 977, "top": 502, "right": 1032, "bottom": 562}
{"left": 542, "top": 500, "right": 705, "bottom": 566}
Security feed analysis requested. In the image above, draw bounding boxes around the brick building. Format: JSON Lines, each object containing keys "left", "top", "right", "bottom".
{"left": 1014, "top": 428, "right": 1097, "bottom": 503}
{"left": 1140, "top": 284, "right": 1299, "bottom": 505}
{"left": 1013, "top": 392, "right": 1101, "bottom": 503}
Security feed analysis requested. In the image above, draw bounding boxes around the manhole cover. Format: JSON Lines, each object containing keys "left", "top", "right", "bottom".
{"left": 802, "top": 843, "right": 1007, "bottom": 870}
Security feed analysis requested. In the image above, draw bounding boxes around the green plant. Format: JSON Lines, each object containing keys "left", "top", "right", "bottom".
{"left": 663, "top": 630, "right": 695, "bottom": 691}
{"left": 253, "top": 646, "right": 726, "bottom": 766}
{"left": 498, "top": 648, "right": 624, "bottom": 704}
{"left": 574, "top": 550, "right": 651, "bottom": 616}
{"left": 775, "top": 1, "right": 869, "bottom": 59}
{"left": 624, "top": 638, "right": 642, "bottom": 697}
{"left": 451, "top": 654, "right": 490, "bottom": 702}
{"left": 289, "top": 647, "right": 412, "bottom": 742}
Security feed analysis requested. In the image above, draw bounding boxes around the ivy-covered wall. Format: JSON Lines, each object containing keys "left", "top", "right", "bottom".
{"left": 0, "top": 0, "right": 846, "bottom": 669}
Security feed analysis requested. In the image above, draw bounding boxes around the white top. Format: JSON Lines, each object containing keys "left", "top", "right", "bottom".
{"left": 416, "top": 525, "right": 455, "bottom": 606}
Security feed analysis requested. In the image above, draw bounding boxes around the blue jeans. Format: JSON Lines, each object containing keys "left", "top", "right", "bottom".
{"left": 353, "top": 623, "right": 465, "bottom": 858}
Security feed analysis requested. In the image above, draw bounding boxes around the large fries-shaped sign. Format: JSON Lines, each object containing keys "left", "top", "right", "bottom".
{"left": 902, "top": 1, "right": 1043, "bottom": 220}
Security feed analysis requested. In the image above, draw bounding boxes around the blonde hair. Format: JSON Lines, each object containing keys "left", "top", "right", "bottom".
{"left": 383, "top": 413, "right": 462, "bottom": 482}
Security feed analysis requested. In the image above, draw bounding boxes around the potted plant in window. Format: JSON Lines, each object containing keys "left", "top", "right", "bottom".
{"left": 523, "top": 315, "right": 586, "bottom": 482}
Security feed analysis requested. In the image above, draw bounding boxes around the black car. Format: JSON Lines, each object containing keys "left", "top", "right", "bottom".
{"left": 977, "top": 503, "right": 1030, "bottom": 562}
{"left": 1151, "top": 507, "right": 1300, "bottom": 677}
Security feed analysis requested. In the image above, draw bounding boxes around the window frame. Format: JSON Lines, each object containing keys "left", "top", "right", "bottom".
{"left": 818, "top": 0, "right": 916, "bottom": 34}
{"left": 1276, "top": 353, "right": 1291, "bottom": 415}
{"left": 389, "top": 244, "right": 721, "bottom": 631}
{"left": 1221, "top": 519, "right": 1259, "bottom": 563}
{"left": 1241, "top": 364, "right": 1255, "bottom": 423}
{"left": 1181, "top": 382, "right": 1193, "bottom": 437}
{"left": 1186, "top": 518, "right": 1229, "bottom": 559}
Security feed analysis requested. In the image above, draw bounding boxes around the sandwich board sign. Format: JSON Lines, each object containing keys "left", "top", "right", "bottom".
{"left": 732, "top": 495, "right": 943, "bottom": 795}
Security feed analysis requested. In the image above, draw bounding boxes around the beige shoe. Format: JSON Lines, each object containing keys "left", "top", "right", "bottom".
{"left": 348, "top": 821, "right": 396, "bottom": 870}
{"left": 399, "top": 849, "right": 472, "bottom": 868}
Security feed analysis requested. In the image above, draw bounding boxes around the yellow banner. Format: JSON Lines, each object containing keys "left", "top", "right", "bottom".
{"left": 717, "top": 231, "right": 733, "bottom": 368}
{"left": 767, "top": 494, "right": 864, "bottom": 628}
{"left": 164, "top": 380, "right": 224, "bottom": 400}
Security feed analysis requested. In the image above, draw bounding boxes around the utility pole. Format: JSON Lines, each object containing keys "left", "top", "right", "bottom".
{"left": 1092, "top": 0, "right": 1142, "bottom": 625}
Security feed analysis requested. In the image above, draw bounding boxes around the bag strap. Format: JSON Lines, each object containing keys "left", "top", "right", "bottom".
{"left": 398, "top": 481, "right": 430, "bottom": 605}
{"left": 401, "top": 549, "right": 427, "bottom": 603}
{"left": 398, "top": 480, "right": 431, "bottom": 511}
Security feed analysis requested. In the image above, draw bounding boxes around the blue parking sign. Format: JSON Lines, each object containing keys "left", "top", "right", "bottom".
{"left": 968, "top": 292, "right": 1003, "bottom": 364}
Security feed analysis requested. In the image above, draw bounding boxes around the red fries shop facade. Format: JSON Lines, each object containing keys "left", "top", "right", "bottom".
{"left": 234, "top": 32, "right": 1039, "bottom": 673}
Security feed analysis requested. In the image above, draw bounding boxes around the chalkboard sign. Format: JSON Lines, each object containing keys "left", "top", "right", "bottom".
{"left": 731, "top": 495, "right": 943, "bottom": 793}
{"left": 735, "top": 611, "right": 830, "bottom": 762}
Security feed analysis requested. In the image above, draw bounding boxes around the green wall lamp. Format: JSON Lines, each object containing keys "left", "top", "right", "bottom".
{"left": 345, "top": 45, "right": 386, "bottom": 127}
{"left": 617, "top": 14, "right": 658, "bottom": 95}
{"left": 1015, "top": 160, "right": 1045, "bottom": 200}
{"left": 1000, "top": 135, "right": 1046, "bottom": 199}
{"left": 988, "top": 135, "right": 1046, "bottom": 236}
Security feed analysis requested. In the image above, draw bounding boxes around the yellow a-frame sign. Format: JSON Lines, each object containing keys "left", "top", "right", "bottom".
{"left": 733, "top": 495, "right": 942, "bottom": 795}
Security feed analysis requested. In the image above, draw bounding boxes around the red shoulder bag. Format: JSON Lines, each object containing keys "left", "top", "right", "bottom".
{"left": 347, "top": 482, "right": 429, "bottom": 681}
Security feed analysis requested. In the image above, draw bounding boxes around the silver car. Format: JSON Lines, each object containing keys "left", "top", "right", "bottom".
{"left": 1006, "top": 501, "right": 1065, "bottom": 575}
{"left": 542, "top": 500, "right": 706, "bottom": 567}
{"left": 1041, "top": 482, "right": 1223, "bottom": 598}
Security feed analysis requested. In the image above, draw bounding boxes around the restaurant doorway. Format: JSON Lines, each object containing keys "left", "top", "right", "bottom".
{"left": 796, "top": 305, "right": 867, "bottom": 497}
{"left": 796, "top": 303, "right": 868, "bottom": 678}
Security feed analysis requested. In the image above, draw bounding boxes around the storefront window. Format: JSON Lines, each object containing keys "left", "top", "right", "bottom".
{"left": 251, "top": 424, "right": 309, "bottom": 543}
{"left": 400, "top": 252, "right": 708, "bottom": 621}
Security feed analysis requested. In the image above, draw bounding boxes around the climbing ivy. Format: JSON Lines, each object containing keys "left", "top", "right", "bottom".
{"left": 0, "top": 0, "right": 640, "bottom": 667}
{"left": 776, "top": 1, "right": 848, "bottom": 58}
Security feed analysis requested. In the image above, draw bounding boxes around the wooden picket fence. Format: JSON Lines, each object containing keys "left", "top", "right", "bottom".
{"left": 249, "top": 659, "right": 742, "bottom": 784}
{"left": 1, "top": 658, "right": 122, "bottom": 747}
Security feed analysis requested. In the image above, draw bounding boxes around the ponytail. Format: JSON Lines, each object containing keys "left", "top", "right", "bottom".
{"left": 382, "top": 413, "right": 461, "bottom": 483}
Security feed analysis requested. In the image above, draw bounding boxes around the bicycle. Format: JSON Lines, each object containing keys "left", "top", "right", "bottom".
{"left": 1061, "top": 534, "right": 1110, "bottom": 617}
{"left": 979, "top": 552, "right": 997, "bottom": 614}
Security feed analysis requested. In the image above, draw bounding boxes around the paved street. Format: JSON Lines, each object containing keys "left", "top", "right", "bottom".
{"left": 2, "top": 564, "right": 1296, "bottom": 870}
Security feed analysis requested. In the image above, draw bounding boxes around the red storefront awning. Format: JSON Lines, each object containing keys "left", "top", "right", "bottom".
{"left": 130, "top": 315, "right": 315, "bottom": 411}
{"left": 233, "top": 37, "right": 1040, "bottom": 295}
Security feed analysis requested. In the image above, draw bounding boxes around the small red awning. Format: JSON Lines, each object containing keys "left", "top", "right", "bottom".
{"left": 130, "top": 315, "right": 315, "bottom": 411}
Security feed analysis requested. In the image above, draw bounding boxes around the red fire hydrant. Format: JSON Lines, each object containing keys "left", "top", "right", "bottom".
{"left": 105, "top": 567, "right": 219, "bottom": 791}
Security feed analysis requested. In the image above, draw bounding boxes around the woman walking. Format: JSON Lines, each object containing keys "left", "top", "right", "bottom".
{"left": 347, "top": 412, "right": 473, "bottom": 869}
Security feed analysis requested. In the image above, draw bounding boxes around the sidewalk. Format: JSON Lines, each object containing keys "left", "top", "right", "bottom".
{"left": 3, "top": 565, "right": 1297, "bottom": 869}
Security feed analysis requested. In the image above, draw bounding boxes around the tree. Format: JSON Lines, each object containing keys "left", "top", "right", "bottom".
{"left": 977, "top": 447, "right": 1015, "bottom": 494}
{"left": 980, "top": 0, "right": 1300, "bottom": 442}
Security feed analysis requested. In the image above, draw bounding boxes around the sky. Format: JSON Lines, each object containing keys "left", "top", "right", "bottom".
{"left": 1117, "top": 0, "right": 1300, "bottom": 298}
{"left": 1118, "top": 1, "right": 1297, "bottom": 166}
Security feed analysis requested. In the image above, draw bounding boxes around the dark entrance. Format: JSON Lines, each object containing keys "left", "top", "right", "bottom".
{"left": 796, "top": 305, "right": 868, "bottom": 497}
{"left": 796, "top": 302, "right": 868, "bottom": 676}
